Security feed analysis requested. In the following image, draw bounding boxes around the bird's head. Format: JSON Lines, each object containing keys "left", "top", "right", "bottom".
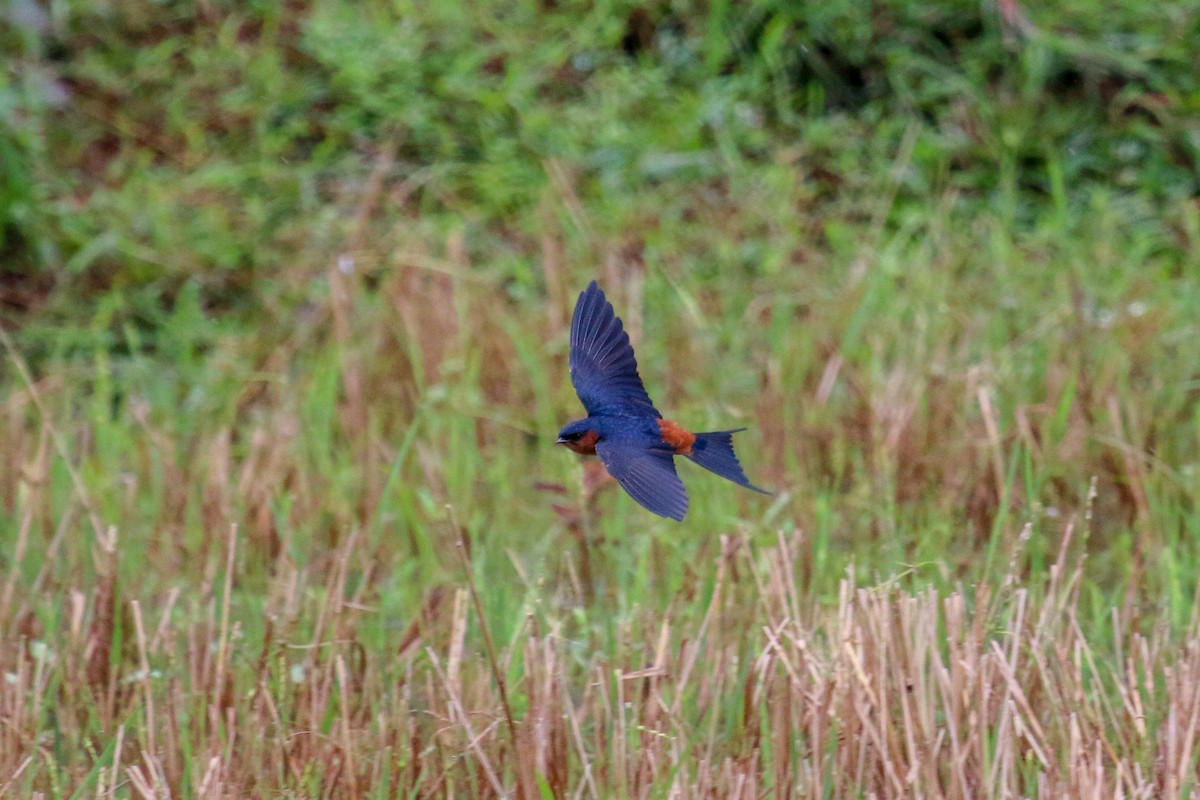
{"left": 556, "top": 420, "right": 599, "bottom": 454}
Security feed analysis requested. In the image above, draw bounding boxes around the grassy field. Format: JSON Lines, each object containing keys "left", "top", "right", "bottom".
{"left": 2, "top": 1, "right": 1200, "bottom": 797}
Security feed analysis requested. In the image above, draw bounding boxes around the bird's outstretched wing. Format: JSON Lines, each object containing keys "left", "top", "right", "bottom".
{"left": 596, "top": 439, "right": 688, "bottom": 521}
{"left": 569, "top": 281, "right": 659, "bottom": 417}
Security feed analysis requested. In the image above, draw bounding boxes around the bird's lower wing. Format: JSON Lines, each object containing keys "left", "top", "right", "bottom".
{"left": 595, "top": 440, "right": 688, "bottom": 521}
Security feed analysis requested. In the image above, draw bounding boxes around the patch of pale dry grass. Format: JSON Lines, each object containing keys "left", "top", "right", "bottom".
{"left": 3, "top": 513, "right": 1199, "bottom": 798}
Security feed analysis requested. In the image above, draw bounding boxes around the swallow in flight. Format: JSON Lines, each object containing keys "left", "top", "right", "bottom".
{"left": 557, "top": 281, "right": 768, "bottom": 520}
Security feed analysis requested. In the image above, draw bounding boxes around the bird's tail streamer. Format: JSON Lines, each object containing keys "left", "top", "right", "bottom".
{"left": 687, "top": 429, "right": 770, "bottom": 494}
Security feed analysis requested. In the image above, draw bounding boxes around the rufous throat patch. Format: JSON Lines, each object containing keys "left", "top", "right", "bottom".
{"left": 568, "top": 429, "right": 599, "bottom": 455}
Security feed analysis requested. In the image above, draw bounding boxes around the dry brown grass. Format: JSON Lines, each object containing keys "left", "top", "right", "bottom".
{"left": 3, "top": 511, "right": 1199, "bottom": 798}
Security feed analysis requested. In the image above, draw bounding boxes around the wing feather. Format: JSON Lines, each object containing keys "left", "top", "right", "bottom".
{"left": 569, "top": 282, "right": 659, "bottom": 416}
{"left": 596, "top": 439, "right": 688, "bottom": 521}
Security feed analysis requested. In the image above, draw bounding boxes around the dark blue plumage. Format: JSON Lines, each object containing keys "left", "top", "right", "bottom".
{"left": 596, "top": 434, "right": 689, "bottom": 521}
{"left": 558, "top": 281, "right": 768, "bottom": 521}
{"left": 569, "top": 281, "right": 659, "bottom": 417}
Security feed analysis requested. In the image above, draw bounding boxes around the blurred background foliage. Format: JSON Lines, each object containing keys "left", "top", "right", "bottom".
{"left": 3, "top": 0, "right": 1197, "bottom": 352}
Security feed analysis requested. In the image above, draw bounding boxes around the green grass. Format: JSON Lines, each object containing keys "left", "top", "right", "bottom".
{"left": 2, "top": 0, "right": 1200, "bottom": 796}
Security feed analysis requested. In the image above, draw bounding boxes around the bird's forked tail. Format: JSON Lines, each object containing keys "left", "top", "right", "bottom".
{"left": 686, "top": 429, "right": 770, "bottom": 494}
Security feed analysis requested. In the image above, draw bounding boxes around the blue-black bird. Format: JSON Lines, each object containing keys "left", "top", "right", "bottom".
{"left": 557, "top": 281, "right": 768, "bottom": 520}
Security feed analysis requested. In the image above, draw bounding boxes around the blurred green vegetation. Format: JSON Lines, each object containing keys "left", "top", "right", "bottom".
{"left": 4, "top": 0, "right": 1197, "bottom": 347}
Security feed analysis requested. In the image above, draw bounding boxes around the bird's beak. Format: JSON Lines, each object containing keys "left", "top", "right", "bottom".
{"left": 555, "top": 436, "right": 567, "bottom": 446}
